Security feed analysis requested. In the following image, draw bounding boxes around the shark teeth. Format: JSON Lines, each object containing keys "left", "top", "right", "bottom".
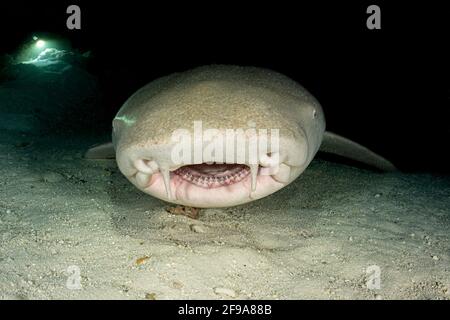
{"left": 174, "top": 164, "right": 250, "bottom": 188}
{"left": 134, "top": 152, "right": 290, "bottom": 199}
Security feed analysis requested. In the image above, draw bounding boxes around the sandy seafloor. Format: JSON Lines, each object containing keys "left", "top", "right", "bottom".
{"left": 0, "top": 131, "right": 449, "bottom": 300}
{"left": 0, "top": 57, "right": 449, "bottom": 300}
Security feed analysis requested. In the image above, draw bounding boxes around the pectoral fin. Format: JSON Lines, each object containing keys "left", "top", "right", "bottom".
{"left": 84, "top": 142, "right": 115, "bottom": 159}
{"left": 319, "top": 131, "right": 396, "bottom": 171}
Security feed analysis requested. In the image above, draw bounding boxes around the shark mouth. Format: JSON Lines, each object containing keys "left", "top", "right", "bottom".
{"left": 173, "top": 163, "right": 251, "bottom": 188}
{"left": 129, "top": 153, "right": 293, "bottom": 207}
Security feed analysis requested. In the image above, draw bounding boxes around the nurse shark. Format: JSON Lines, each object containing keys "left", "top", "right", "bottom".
{"left": 86, "top": 65, "right": 395, "bottom": 208}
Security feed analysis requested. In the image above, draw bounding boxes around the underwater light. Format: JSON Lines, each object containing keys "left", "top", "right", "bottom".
{"left": 36, "top": 40, "right": 46, "bottom": 48}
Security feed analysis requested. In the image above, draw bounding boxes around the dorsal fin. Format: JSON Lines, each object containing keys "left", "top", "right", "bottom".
{"left": 84, "top": 142, "right": 115, "bottom": 159}
{"left": 319, "top": 131, "right": 396, "bottom": 171}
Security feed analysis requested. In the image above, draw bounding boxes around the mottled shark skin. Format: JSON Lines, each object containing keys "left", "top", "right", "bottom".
{"left": 86, "top": 65, "right": 395, "bottom": 208}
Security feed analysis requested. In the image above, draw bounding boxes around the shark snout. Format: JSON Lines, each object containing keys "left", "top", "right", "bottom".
{"left": 115, "top": 132, "right": 308, "bottom": 208}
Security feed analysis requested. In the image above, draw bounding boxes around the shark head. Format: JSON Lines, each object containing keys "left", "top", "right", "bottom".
{"left": 111, "top": 65, "right": 325, "bottom": 208}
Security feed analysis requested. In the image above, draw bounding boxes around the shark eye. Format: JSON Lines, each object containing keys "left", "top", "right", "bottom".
{"left": 312, "top": 109, "right": 317, "bottom": 119}
{"left": 112, "top": 119, "right": 122, "bottom": 133}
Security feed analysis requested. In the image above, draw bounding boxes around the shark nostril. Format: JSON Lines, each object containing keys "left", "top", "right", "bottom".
{"left": 260, "top": 152, "right": 281, "bottom": 167}
{"left": 134, "top": 159, "right": 158, "bottom": 174}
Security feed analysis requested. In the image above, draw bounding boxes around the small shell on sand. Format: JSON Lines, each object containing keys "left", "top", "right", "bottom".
{"left": 213, "top": 287, "right": 237, "bottom": 298}
{"left": 166, "top": 206, "right": 200, "bottom": 219}
{"left": 145, "top": 292, "right": 157, "bottom": 300}
{"left": 135, "top": 256, "right": 150, "bottom": 266}
{"left": 171, "top": 281, "right": 184, "bottom": 289}
{"left": 42, "top": 172, "right": 64, "bottom": 183}
{"left": 190, "top": 224, "right": 206, "bottom": 233}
